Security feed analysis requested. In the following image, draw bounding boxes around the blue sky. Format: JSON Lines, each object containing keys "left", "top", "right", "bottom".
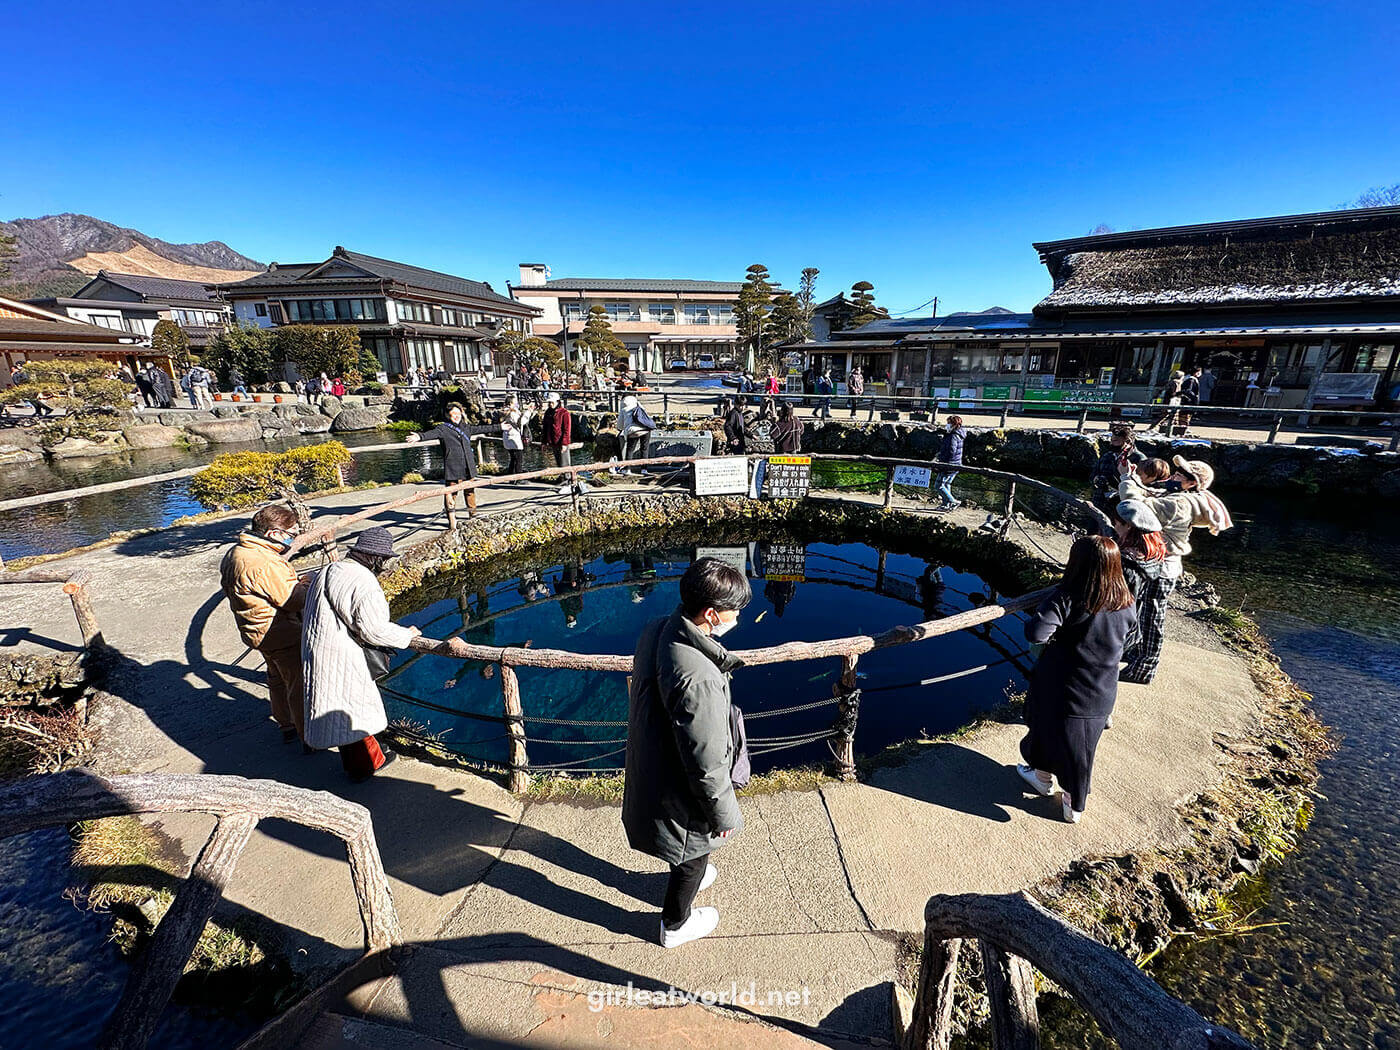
{"left": 5, "top": 1, "right": 1399, "bottom": 313}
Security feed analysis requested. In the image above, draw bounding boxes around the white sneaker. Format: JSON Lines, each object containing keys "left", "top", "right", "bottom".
{"left": 660, "top": 906, "right": 719, "bottom": 948}
{"left": 698, "top": 862, "right": 717, "bottom": 892}
{"left": 556, "top": 484, "right": 572, "bottom": 496}
{"left": 1016, "top": 763, "right": 1053, "bottom": 796}
{"left": 1061, "top": 791, "right": 1082, "bottom": 824}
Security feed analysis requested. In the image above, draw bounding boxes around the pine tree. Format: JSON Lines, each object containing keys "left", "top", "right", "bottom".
{"left": 576, "top": 305, "right": 629, "bottom": 376}
{"left": 770, "top": 291, "right": 805, "bottom": 346}
{"left": 797, "top": 267, "right": 820, "bottom": 339}
{"left": 735, "top": 263, "right": 774, "bottom": 370}
{"left": 846, "top": 281, "right": 889, "bottom": 329}
{"left": 151, "top": 319, "right": 191, "bottom": 371}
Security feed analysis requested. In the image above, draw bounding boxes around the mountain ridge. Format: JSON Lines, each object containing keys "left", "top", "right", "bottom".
{"left": 0, "top": 213, "right": 264, "bottom": 299}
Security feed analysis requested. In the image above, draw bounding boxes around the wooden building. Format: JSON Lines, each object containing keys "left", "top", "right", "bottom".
{"left": 68, "top": 271, "right": 233, "bottom": 350}
{"left": 214, "top": 247, "right": 540, "bottom": 378}
{"left": 0, "top": 297, "right": 150, "bottom": 387}
{"left": 796, "top": 206, "right": 1400, "bottom": 412}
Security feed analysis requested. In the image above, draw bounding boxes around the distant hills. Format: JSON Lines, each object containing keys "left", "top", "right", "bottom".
{"left": 0, "top": 213, "right": 264, "bottom": 299}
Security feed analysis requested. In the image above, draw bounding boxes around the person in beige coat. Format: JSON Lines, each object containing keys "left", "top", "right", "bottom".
{"left": 302, "top": 527, "right": 420, "bottom": 781}
{"left": 220, "top": 505, "right": 308, "bottom": 742}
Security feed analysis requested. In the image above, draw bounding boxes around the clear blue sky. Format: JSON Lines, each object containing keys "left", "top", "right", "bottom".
{"left": 6, "top": 1, "right": 1399, "bottom": 314}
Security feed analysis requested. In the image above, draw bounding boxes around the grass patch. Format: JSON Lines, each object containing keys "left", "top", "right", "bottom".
{"left": 68, "top": 816, "right": 306, "bottom": 1017}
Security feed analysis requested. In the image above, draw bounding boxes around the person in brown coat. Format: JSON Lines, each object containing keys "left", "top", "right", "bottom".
{"left": 220, "top": 504, "right": 309, "bottom": 742}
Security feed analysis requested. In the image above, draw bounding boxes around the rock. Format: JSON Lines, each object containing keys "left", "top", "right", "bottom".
{"left": 1233, "top": 856, "right": 1261, "bottom": 875}
{"left": 0, "top": 445, "right": 43, "bottom": 464}
{"left": 330, "top": 404, "right": 392, "bottom": 432}
{"left": 1377, "top": 468, "right": 1400, "bottom": 500}
{"left": 366, "top": 395, "right": 394, "bottom": 407}
{"left": 275, "top": 382, "right": 295, "bottom": 394}
{"left": 156, "top": 410, "right": 215, "bottom": 426}
{"left": 272, "top": 404, "right": 300, "bottom": 419}
{"left": 122, "top": 423, "right": 185, "bottom": 450}
{"left": 49, "top": 434, "right": 128, "bottom": 458}
{"left": 212, "top": 405, "right": 242, "bottom": 419}
{"left": 339, "top": 394, "right": 367, "bottom": 408}
{"left": 294, "top": 403, "right": 321, "bottom": 417}
{"left": 185, "top": 417, "right": 264, "bottom": 444}
{"left": 289, "top": 414, "right": 332, "bottom": 434}
{"left": 318, "top": 394, "right": 343, "bottom": 417}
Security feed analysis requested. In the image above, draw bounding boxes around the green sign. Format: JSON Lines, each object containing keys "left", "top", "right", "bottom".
{"left": 982, "top": 384, "right": 1013, "bottom": 402}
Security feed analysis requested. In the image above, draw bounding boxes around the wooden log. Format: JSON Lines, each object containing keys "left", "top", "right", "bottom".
{"left": 99, "top": 813, "right": 258, "bottom": 1050}
{"left": 922, "top": 893, "right": 1254, "bottom": 1050}
{"left": 833, "top": 653, "right": 859, "bottom": 780}
{"left": 500, "top": 664, "right": 530, "bottom": 794}
{"left": 0, "top": 771, "right": 403, "bottom": 953}
{"left": 64, "top": 573, "right": 104, "bottom": 649}
{"left": 905, "top": 932, "right": 961, "bottom": 1050}
{"left": 0, "top": 566, "right": 79, "bottom": 585}
{"left": 979, "top": 939, "right": 1040, "bottom": 1050}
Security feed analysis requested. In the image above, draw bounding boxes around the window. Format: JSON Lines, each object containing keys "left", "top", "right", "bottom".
{"left": 285, "top": 298, "right": 387, "bottom": 323}
{"left": 561, "top": 302, "right": 588, "bottom": 321}
{"left": 685, "top": 303, "right": 733, "bottom": 325}
{"left": 396, "top": 300, "right": 433, "bottom": 323}
{"left": 405, "top": 338, "right": 441, "bottom": 370}
{"left": 254, "top": 303, "right": 267, "bottom": 317}
{"left": 649, "top": 303, "right": 676, "bottom": 324}
{"left": 1121, "top": 345, "right": 1159, "bottom": 385}
{"left": 269, "top": 303, "right": 285, "bottom": 324}
{"left": 89, "top": 314, "right": 122, "bottom": 329}
{"left": 605, "top": 302, "right": 639, "bottom": 323}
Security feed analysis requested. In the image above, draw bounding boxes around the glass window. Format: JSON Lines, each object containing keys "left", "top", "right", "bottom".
{"left": 254, "top": 303, "right": 267, "bottom": 317}
{"left": 605, "top": 302, "right": 639, "bottom": 322}
{"left": 1121, "top": 345, "right": 1158, "bottom": 385}
{"left": 650, "top": 303, "right": 676, "bottom": 324}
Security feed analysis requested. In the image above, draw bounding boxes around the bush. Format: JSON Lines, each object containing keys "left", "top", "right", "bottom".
{"left": 380, "top": 420, "right": 425, "bottom": 432}
{"left": 360, "top": 381, "right": 385, "bottom": 394}
{"left": 0, "top": 359, "right": 131, "bottom": 447}
{"left": 400, "top": 471, "right": 425, "bottom": 484}
{"left": 188, "top": 441, "right": 354, "bottom": 517}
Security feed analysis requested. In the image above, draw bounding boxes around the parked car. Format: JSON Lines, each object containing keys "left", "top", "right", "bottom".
{"left": 668, "top": 358, "right": 687, "bottom": 371}
{"left": 721, "top": 371, "right": 744, "bottom": 387}
{"left": 697, "top": 352, "right": 717, "bottom": 370}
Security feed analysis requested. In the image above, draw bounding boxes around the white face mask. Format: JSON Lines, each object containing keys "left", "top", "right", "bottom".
{"left": 709, "top": 613, "right": 738, "bottom": 638}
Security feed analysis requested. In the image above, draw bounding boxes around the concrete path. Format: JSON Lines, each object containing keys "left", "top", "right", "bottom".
{"left": 2, "top": 475, "right": 1262, "bottom": 1048}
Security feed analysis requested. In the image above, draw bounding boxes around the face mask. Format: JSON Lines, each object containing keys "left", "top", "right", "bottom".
{"left": 266, "top": 532, "right": 295, "bottom": 552}
{"left": 709, "top": 614, "right": 738, "bottom": 638}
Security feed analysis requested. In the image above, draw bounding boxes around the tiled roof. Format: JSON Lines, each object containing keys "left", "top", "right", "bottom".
{"left": 213, "top": 250, "right": 535, "bottom": 311}
{"left": 88, "top": 271, "right": 223, "bottom": 303}
{"left": 1, "top": 315, "right": 137, "bottom": 343}
{"left": 528, "top": 278, "right": 748, "bottom": 293}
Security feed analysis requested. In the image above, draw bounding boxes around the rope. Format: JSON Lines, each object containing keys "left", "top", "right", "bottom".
{"left": 526, "top": 745, "right": 628, "bottom": 771}
{"left": 520, "top": 713, "right": 628, "bottom": 727}
{"left": 522, "top": 735, "right": 628, "bottom": 746}
{"left": 743, "top": 695, "right": 842, "bottom": 719}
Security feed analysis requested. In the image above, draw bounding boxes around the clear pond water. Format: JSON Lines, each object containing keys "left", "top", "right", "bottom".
{"left": 383, "top": 529, "right": 1033, "bottom": 773}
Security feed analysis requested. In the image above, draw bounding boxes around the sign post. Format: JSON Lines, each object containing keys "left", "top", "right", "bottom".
{"left": 693, "top": 456, "right": 751, "bottom": 497}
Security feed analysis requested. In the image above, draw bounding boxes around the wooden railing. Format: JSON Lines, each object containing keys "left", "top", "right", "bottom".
{"left": 288, "top": 451, "right": 1098, "bottom": 792}
{"left": 898, "top": 892, "right": 1254, "bottom": 1050}
{"left": 0, "top": 770, "right": 401, "bottom": 1050}
{"left": 0, "top": 564, "right": 102, "bottom": 649}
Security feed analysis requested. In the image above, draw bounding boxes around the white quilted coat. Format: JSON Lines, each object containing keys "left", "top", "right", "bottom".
{"left": 301, "top": 560, "right": 416, "bottom": 749}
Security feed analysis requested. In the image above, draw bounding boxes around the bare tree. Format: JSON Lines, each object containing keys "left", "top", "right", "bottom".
{"left": 1087, "top": 223, "right": 1115, "bottom": 235}
{"left": 1337, "top": 183, "right": 1400, "bottom": 209}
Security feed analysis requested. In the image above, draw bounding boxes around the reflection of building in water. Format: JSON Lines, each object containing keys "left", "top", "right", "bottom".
{"left": 764, "top": 579, "right": 797, "bottom": 617}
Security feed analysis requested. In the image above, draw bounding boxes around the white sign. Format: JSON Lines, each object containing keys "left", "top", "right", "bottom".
{"left": 892, "top": 465, "right": 932, "bottom": 488}
{"left": 958, "top": 387, "right": 978, "bottom": 401}
{"left": 696, "top": 546, "right": 748, "bottom": 575}
{"left": 694, "top": 456, "right": 751, "bottom": 496}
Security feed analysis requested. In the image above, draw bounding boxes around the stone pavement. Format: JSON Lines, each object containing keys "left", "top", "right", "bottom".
{"left": 3, "top": 476, "right": 1262, "bottom": 1048}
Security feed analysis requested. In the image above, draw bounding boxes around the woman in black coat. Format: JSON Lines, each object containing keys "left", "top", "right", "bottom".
{"left": 771, "top": 403, "right": 803, "bottom": 454}
{"left": 1016, "top": 535, "right": 1137, "bottom": 822}
{"left": 405, "top": 403, "right": 495, "bottom": 529}
{"left": 721, "top": 398, "right": 747, "bottom": 454}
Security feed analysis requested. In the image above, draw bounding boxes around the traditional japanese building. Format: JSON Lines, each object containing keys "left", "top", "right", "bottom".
{"left": 213, "top": 247, "right": 540, "bottom": 377}
{"left": 66, "top": 271, "right": 233, "bottom": 350}
{"left": 0, "top": 296, "right": 149, "bottom": 387}
{"left": 796, "top": 206, "right": 1400, "bottom": 412}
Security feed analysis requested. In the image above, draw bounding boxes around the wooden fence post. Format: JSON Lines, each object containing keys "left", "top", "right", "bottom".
{"left": 883, "top": 467, "right": 896, "bottom": 509}
{"left": 1268, "top": 415, "right": 1283, "bottom": 444}
{"left": 1076, "top": 406, "right": 1089, "bottom": 433}
{"left": 930, "top": 398, "right": 940, "bottom": 426}
{"left": 999, "top": 399, "right": 1011, "bottom": 428}
{"left": 500, "top": 663, "right": 530, "bottom": 793}
{"left": 905, "top": 932, "right": 961, "bottom": 1050}
{"left": 62, "top": 571, "right": 102, "bottom": 650}
{"left": 832, "top": 653, "right": 859, "bottom": 780}
{"left": 979, "top": 939, "right": 1040, "bottom": 1050}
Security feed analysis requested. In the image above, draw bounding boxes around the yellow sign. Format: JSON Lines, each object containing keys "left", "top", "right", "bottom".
{"left": 768, "top": 456, "right": 811, "bottom": 466}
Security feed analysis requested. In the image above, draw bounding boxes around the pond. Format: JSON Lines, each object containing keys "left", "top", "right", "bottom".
{"left": 383, "top": 526, "right": 1033, "bottom": 774}
{"left": 0, "top": 435, "right": 589, "bottom": 563}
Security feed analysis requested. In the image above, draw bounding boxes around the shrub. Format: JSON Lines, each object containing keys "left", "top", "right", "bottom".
{"left": 360, "top": 381, "right": 385, "bottom": 394}
{"left": 380, "top": 420, "right": 425, "bottom": 432}
{"left": 400, "top": 471, "right": 426, "bottom": 484}
{"left": 0, "top": 359, "right": 131, "bottom": 447}
{"left": 188, "top": 441, "right": 354, "bottom": 520}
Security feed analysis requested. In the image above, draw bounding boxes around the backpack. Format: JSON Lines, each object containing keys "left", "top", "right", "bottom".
{"left": 633, "top": 404, "right": 657, "bottom": 431}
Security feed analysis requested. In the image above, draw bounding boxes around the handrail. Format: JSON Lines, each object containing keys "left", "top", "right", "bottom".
{"left": 901, "top": 892, "right": 1254, "bottom": 1050}
{"left": 0, "top": 770, "right": 402, "bottom": 1050}
{"left": 0, "top": 565, "right": 102, "bottom": 649}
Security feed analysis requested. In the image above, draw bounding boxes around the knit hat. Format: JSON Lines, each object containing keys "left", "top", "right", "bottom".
{"left": 546, "top": 392, "right": 560, "bottom": 404}
{"left": 350, "top": 526, "right": 396, "bottom": 558}
{"left": 1171, "top": 455, "right": 1215, "bottom": 490}
{"left": 1116, "top": 499, "right": 1162, "bottom": 533}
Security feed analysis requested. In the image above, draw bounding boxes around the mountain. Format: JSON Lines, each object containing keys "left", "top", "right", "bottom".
{"left": 0, "top": 213, "right": 264, "bottom": 299}
{"left": 947, "top": 306, "right": 1017, "bottom": 317}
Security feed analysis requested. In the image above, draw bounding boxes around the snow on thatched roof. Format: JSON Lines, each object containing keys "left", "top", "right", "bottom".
{"left": 1037, "top": 225, "right": 1400, "bottom": 312}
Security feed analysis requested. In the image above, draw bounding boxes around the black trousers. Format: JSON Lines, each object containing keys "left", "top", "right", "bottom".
{"left": 507, "top": 448, "right": 524, "bottom": 475}
{"left": 662, "top": 853, "right": 709, "bottom": 928}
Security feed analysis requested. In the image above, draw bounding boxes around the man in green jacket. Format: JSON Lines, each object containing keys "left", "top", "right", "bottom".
{"left": 623, "top": 558, "right": 751, "bottom": 948}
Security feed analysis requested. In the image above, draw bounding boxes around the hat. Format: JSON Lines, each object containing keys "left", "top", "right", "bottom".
{"left": 621, "top": 394, "right": 639, "bottom": 409}
{"left": 350, "top": 526, "right": 396, "bottom": 558}
{"left": 545, "top": 392, "right": 560, "bottom": 404}
{"left": 1116, "top": 499, "right": 1162, "bottom": 532}
{"left": 1171, "top": 455, "right": 1215, "bottom": 490}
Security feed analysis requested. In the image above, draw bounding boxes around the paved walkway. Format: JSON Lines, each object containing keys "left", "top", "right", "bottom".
{"left": 4, "top": 478, "right": 1262, "bottom": 1048}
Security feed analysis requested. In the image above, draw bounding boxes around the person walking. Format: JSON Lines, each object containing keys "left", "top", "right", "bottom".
{"left": 134, "top": 367, "right": 158, "bottom": 408}
{"left": 618, "top": 393, "right": 656, "bottom": 474}
{"left": 1148, "top": 370, "right": 1185, "bottom": 434}
{"left": 1015, "top": 535, "right": 1137, "bottom": 823}
{"left": 188, "top": 364, "right": 214, "bottom": 409}
{"left": 1114, "top": 456, "right": 1233, "bottom": 684}
{"left": 302, "top": 527, "right": 420, "bottom": 781}
{"left": 542, "top": 392, "right": 585, "bottom": 496}
{"left": 934, "top": 415, "right": 966, "bottom": 509}
{"left": 219, "top": 504, "right": 309, "bottom": 743}
{"left": 847, "top": 366, "right": 864, "bottom": 415}
{"left": 771, "top": 402, "right": 804, "bottom": 453}
{"left": 1178, "top": 367, "right": 1202, "bottom": 435}
{"left": 1112, "top": 498, "right": 1171, "bottom": 699}
{"left": 405, "top": 402, "right": 495, "bottom": 529}
{"left": 815, "top": 369, "right": 833, "bottom": 419}
{"left": 722, "top": 397, "right": 747, "bottom": 454}
{"left": 1198, "top": 366, "right": 1217, "bottom": 404}
{"left": 623, "top": 558, "right": 751, "bottom": 947}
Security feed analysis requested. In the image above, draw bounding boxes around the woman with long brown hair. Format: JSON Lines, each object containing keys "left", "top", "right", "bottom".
{"left": 1016, "top": 535, "right": 1137, "bottom": 822}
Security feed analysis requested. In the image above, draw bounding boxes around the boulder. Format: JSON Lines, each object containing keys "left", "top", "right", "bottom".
{"left": 339, "top": 394, "right": 367, "bottom": 408}
{"left": 290, "top": 414, "right": 333, "bottom": 434}
{"left": 272, "top": 404, "right": 300, "bottom": 419}
{"left": 275, "top": 382, "right": 295, "bottom": 394}
{"left": 365, "top": 395, "right": 394, "bottom": 407}
{"left": 49, "top": 433, "right": 128, "bottom": 459}
{"left": 185, "top": 417, "right": 264, "bottom": 444}
{"left": 330, "top": 405, "right": 392, "bottom": 432}
{"left": 156, "top": 410, "right": 215, "bottom": 427}
{"left": 213, "top": 405, "right": 242, "bottom": 419}
{"left": 294, "top": 402, "right": 321, "bottom": 417}
{"left": 0, "top": 445, "right": 43, "bottom": 465}
{"left": 122, "top": 423, "right": 185, "bottom": 450}
{"left": 318, "top": 394, "right": 343, "bottom": 417}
